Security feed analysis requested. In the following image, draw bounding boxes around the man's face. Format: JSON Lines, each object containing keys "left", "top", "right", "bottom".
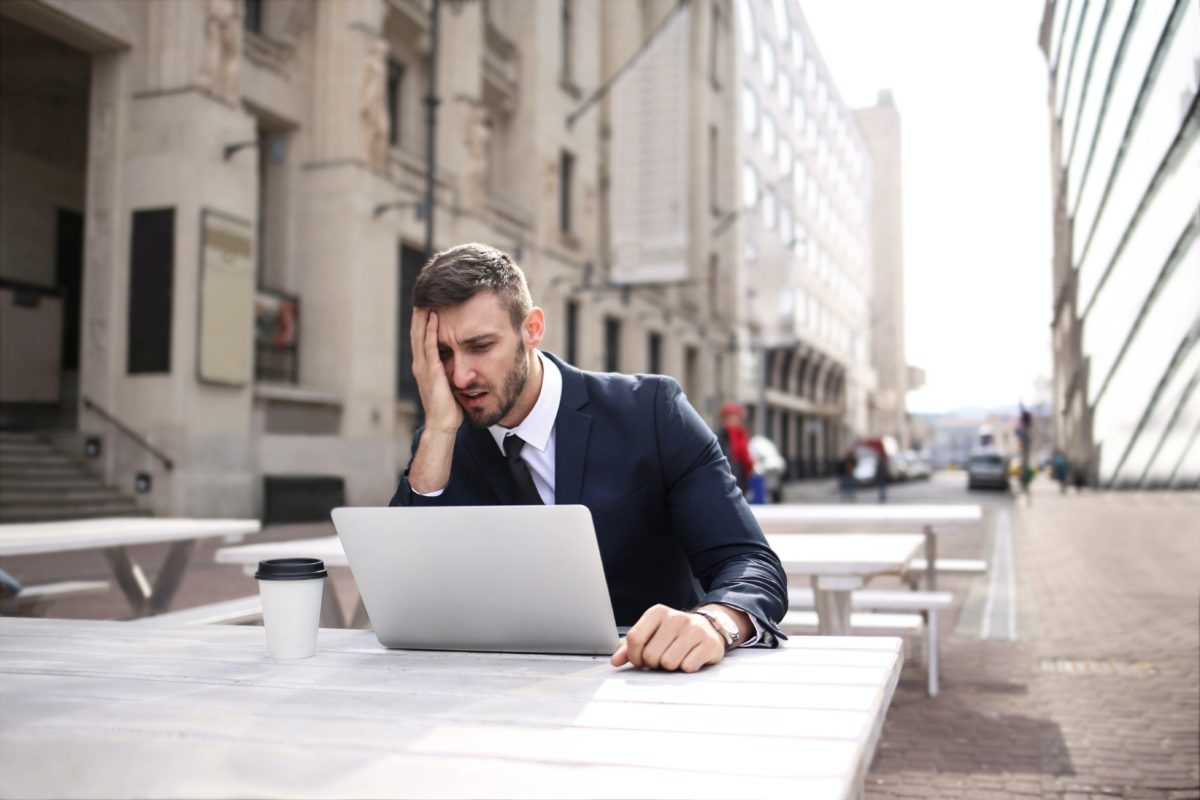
{"left": 433, "top": 291, "right": 543, "bottom": 428}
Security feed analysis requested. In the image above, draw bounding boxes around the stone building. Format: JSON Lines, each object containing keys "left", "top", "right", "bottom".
{"left": 1038, "top": 0, "right": 1198, "bottom": 488}
{"left": 0, "top": 0, "right": 743, "bottom": 519}
{"left": 732, "top": 0, "right": 877, "bottom": 478}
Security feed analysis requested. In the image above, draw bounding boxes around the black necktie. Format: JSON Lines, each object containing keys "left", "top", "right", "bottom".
{"left": 504, "top": 435, "right": 544, "bottom": 505}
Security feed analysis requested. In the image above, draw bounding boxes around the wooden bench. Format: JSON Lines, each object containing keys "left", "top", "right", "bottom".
{"left": 133, "top": 595, "right": 263, "bottom": 627}
{"left": 788, "top": 586, "right": 954, "bottom": 697}
{"left": 0, "top": 580, "right": 111, "bottom": 616}
{"left": 906, "top": 557, "right": 987, "bottom": 583}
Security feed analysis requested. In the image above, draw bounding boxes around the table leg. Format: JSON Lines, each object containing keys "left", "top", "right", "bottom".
{"left": 146, "top": 540, "right": 195, "bottom": 615}
{"left": 924, "top": 525, "right": 937, "bottom": 591}
{"left": 320, "top": 579, "right": 346, "bottom": 628}
{"left": 812, "top": 575, "right": 862, "bottom": 636}
{"left": 103, "top": 547, "right": 151, "bottom": 616}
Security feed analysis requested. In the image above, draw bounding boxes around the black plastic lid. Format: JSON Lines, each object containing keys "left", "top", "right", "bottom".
{"left": 254, "top": 557, "right": 327, "bottom": 581}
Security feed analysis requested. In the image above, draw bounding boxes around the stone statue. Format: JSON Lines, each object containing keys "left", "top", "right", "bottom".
{"left": 361, "top": 39, "right": 390, "bottom": 170}
{"left": 463, "top": 105, "right": 492, "bottom": 209}
{"left": 200, "top": 0, "right": 241, "bottom": 100}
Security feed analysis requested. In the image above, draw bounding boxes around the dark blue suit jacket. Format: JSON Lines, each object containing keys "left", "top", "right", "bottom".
{"left": 390, "top": 352, "right": 787, "bottom": 639}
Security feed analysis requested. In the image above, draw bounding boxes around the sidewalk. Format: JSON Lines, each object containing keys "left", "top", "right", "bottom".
{"left": 865, "top": 481, "right": 1200, "bottom": 799}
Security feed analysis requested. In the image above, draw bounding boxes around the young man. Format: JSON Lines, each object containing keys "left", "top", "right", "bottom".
{"left": 390, "top": 243, "right": 787, "bottom": 673}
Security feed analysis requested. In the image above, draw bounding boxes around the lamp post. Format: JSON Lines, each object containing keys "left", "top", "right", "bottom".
{"left": 423, "top": 0, "right": 440, "bottom": 259}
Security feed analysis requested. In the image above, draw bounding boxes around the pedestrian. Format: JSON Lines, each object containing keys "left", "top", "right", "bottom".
{"left": 875, "top": 453, "right": 889, "bottom": 503}
{"left": 1051, "top": 450, "right": 1069, "bottom": 494}
{"left": 838, "top": 448, "right": 857, "bottom": 503}
{"left": 391, "top": 243, "right": 787, "bottom": 674}
{"left": 716, "top": 403, "right": 755, "bottom": 498}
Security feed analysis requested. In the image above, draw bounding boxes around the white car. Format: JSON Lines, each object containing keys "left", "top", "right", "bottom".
{"left": 967, "top": 451, "right": 1010, "bottom": 491}
{"left": 749, "top": 435, "right": 786, "bottom": 503}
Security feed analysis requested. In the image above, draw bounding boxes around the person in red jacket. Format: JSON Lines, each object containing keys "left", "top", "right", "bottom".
{"left": 717, "top": 403, "right": 755, "bottom": 496}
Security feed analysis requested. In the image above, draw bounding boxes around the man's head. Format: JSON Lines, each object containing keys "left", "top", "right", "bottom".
{"left": 721, "top": 403, "right": 746, "bottom": 427}
{"left": 414, "top": 243, "right": 544, "bottom": 429}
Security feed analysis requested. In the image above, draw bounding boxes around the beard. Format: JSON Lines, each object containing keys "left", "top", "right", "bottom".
{"left": 460, "top": 341, "right": 530, "bottom": 428}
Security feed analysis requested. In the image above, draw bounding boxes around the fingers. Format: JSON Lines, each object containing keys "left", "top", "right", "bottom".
{"left": 613, "top": 606, "right": 726, "bottom": 673}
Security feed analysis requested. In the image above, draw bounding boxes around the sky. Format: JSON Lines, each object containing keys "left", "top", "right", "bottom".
{"left": 799, "top": 0, "right": 1055, "bottom": 414}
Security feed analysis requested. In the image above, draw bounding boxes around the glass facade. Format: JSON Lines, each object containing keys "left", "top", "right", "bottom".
{"left": 1043, "top": 0, "right": 1200, "bottom": 488}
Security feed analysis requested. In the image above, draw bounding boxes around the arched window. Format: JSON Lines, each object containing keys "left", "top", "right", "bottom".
{"left": 736, "top": 0, "right": 756, "bottom": 57}
{"left": 741, "top": 85, "right": 759, "bottom": 135}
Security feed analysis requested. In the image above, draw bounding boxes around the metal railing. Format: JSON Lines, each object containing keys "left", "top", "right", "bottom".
{"left": 81, "top": 396, "right": 174, "bottom": 471}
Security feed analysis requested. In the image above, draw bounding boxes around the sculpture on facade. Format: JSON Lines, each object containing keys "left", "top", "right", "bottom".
{"left": 200, "top": 0, "right": 241, "bottom": 100}
{"left": 361, "top": 39, "right": 390, "bottom": 170}
{"left": 462, "top": 104, "right": 492, "bottom": 210}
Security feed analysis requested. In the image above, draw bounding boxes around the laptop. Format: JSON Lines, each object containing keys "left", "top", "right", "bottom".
{"left": 332, "top": 505, "right": 621, "bottom": 655}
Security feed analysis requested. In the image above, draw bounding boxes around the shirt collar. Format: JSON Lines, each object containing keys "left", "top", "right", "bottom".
{"left": 488, "top": 350, "right": 561, "bottom": 454}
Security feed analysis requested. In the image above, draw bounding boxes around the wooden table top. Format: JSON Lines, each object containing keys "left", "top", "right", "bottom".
{"left": 0, "top": 618, "right": 903, "bottom": 799}
{"left": 766, "top": 533, "right": 926, "bottom": 578}
{"left": 751, "top": 503, "right": 983, "bottom": 534}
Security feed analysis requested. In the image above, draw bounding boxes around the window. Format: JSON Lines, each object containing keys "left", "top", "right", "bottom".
{"left": 791, "top": 28, "right": 805, "bottom": 67}
{"left": 762, "top": 113, "right": 777, "bottom": 158}
{"left": 565, "top": 299, "right": 579, "bottom": 365}
{"left": 742, "top": 163, "right": 759, "bottom": 206}
{"left": 763, "top": 187, "right": 777, "bottom": 230}
{"left": 561, "top": 0, "right": 576, "bottom": 85}
{"left": 741, "top": 84, "right": 759, "bottom": 134}
{"left": 760, "top": 41, "right": 776, "bottom": 85}
{"left": 709, "top": 3, "right": 723, "bottom": 89}
{"left": 684, "top": 346, "right": 699, "bottom": 400}
{"left": 647, "top": 332, "right": 662, "bottom": 374}
{"left": 386, "top": 60, "right": 404, "bottom": 147}
{"left": 736, "top": 0, "right": 756, "bottom": 57}
{"left": 778, "top": 71, "right": 791, "bottom": 110}
{"left": 772, "top": 0, "right": 789, "bottom": 35}
{"left": 559, "top": 150, "right": 574, "bottom": 235}
{"left": 709, "top": 125, "right": 720, "bottom": 214}
{"left": 708, "top": 253, "right": 720, "bottom": 315}
{"left": 128, "top": 209, "right": 175, "bottom": 374}
{"left": 397, "top": 244, "right": 424, "bottom": 399}
{"left": 604, "top": 317, "right": 621, "bottom": 373}
{"left": 778, "top": 137, "right": 792, "bottom": 175}
{"left": 244, "top": 0, "right": 263, "bottom": 34}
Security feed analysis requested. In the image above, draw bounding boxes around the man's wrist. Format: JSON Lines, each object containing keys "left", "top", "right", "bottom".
{"left": 692, "top": 605, "right": 743, "bottom": 651}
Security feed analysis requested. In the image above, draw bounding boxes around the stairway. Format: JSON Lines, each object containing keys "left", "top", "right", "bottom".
{"left": 0, "top": 431, "right": 149, "bottom": 523}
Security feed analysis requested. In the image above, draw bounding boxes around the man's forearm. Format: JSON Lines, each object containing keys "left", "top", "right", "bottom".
{"left": 407, "top": 430, "right": 457, "bottom": 494}
{"left": 697, "top": 603, "right": 754, "bottom": 643}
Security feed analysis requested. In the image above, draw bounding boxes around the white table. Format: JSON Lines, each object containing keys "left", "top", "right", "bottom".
{"left": 766, "top": 533, "right": 926, "bottom": 636}
{"left": 215, "top": 535, "right": 355, "bottom": 627}
{"left": 0, "top": 617, "right": 903, "bottom": 800}
{"left": 752, "top": 504, "right": 983, "bottom": 589}
{"left": 0, "top": 517, "right": 260, "bottom": 617}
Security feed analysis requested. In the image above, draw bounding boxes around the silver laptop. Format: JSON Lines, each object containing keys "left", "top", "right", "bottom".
{"left": 332, "top": 505, "right": 620, "bottom": 655}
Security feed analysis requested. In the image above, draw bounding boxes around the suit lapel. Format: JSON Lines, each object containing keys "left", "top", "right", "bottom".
{"left": 463, "top": 425, "right": 511, "bottom": 503}
{"left": 549, "top": 353, "right": 591, "bottom": 506}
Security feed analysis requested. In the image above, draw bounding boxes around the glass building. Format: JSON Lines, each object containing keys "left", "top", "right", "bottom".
{"left": 1040, "top": 0, "right": 1199, "bottom": 488}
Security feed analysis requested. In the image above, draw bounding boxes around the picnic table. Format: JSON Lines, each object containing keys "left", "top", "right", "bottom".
{"left": 751, "top": 504, "right": 983, "bottom": 589}
{"left": 766, "top": 533, "right": 925, "bottom": 635}
{"left": 0, "top": 517, "right": 260, "bottom": 617}
{"left": 214, "top": 535, "right": 357, "bottom": 627}
{"left": 0, "top": 617, "right": 903, "bottom": 800}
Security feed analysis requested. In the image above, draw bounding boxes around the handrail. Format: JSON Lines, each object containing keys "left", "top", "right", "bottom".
{"left": 82, "top": 396, "right": 175, "bottom": 471}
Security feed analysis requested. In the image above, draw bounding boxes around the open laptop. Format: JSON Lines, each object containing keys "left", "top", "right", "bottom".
{"left": 332, "top": 505, "right": 621, "bottom": 655}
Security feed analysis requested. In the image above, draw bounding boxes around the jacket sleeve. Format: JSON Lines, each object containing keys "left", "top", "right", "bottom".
{"left": 654, "top": 378, "right": 789, "bottom": 642}
{"left": 388, "top": 427, "right": 448, "bottom": 507}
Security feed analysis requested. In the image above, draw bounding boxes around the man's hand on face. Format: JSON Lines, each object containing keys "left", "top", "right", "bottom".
{"left": 610, "top": 604, "right": 729, "bottom": 673}
{"left": 411, "top": 308, "right": 462, "bottom": 435}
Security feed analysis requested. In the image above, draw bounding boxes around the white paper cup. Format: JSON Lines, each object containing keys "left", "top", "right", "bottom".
{"left": 255, "top": 558, "right": 327, "bottom": 660}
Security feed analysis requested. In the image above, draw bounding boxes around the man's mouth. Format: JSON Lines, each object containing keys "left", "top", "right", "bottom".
{"left": 459, "top": 390, "right": 489, "bottom": 407}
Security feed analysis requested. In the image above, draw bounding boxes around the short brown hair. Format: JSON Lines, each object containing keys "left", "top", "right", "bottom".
{"left": 413, "top": 243, "right": 532, "bottom": 330}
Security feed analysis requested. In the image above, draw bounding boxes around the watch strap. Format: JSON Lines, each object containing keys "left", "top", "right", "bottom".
{"left": 692, "top": 608, "right": 739, "bottom": 650}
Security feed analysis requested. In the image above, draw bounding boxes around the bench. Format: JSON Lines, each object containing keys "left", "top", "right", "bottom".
{"left": 906, "top": 557, "right": 987, "bottom": 583}
{"left": 0, "top": 580, "right": 111, "bottom": 616}
{"left": 787, "top": 586, "right": 954, "bottom": 697}
{"left": 132, "top": 595, "right": 263, "bottom": 627}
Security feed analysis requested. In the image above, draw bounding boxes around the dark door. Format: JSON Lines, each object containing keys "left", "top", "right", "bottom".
{"left": 55, "top": 208, "right": 84, "bottom": 427}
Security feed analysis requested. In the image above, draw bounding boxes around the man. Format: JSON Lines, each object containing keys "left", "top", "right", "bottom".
{"left": 391, "top": 243, "right": 787, "bottom": 673}
{"left": 715, "top": 403, "right": 754, "bottom": 497}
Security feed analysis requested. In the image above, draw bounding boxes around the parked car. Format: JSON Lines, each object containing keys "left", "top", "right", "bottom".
{"left": 967, "top": 450, "right": 1010, "bottom": 491}
{"left": 749, "top": 435, "right": 786, "bottom": 503}
{"left": 903, "top": 450, "right": 932, "bottom": 480}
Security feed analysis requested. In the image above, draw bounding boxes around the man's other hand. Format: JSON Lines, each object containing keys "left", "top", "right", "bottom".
{"left": 610, "top": 604, "right": 727, "bottom": 673}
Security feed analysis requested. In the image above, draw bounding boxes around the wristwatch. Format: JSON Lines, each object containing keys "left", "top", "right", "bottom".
{"left": 692, "top": 607, "right": 740, "bottom": 651}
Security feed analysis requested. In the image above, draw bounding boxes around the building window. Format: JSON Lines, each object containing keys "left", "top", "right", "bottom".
{"left": 561, "top": 0, "right": 576, "bottom": 86}
{"left": 742, "top": 163, "right": 759, "bottom": 207}
{"left": 244, "top": 0, "right": 263, "bottom": 34}
{"left": 741, "top": 84, "right": 759, "bottom": 135}
{"left": 708, "top": 253, "right": 720, "bottom": 316}
{"left": 736, "top": 0, "right": 756, "bottom": 57}
{"left": 387, "top": 59, "right": 404, "bottom": 147}
{"left": 559, "top": 150, "right": 574, "bottom": 235}
{"left": 684, "top": 346, "right": 699, "bottom": 400}
{"left": 647, "top": 332, "right": 663, "bottom": 374}
{"left": 604, "top": 317, "right": 621, "bottom": 373}
{"left": 709, "top": 3, "right": 723, "bottom": 90}
{"left": 762, "top": 113, "right": 777, "bottom": 158}
{"left": 709, "top": 124, "right": 720, "bottom": 215}
{"left": 760, "top": 41, "right": 775, "bottom": 86}
{"left": 397, "top": 244, "right": 424, "bottom": 399}
{"left": 128, "top": 209, "right": 175, "bottom": 375}
{"left": 565, "top": 299, "right": 579, "bottom": 365}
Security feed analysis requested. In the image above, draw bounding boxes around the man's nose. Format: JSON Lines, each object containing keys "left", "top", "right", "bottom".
{"left": 451, "top": 357, "right": 477, "bottom": 388}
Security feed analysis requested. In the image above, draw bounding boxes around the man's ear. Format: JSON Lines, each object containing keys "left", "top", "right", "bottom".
{"left": 523, "top": 307, "right": 545, "bottom": 349}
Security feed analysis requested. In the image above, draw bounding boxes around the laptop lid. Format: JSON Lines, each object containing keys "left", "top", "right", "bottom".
{"left": 332, "top": 505, "right": 620, "bottom": 655}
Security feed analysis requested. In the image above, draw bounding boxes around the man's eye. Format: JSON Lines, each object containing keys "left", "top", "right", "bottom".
{"left": 438, "top": 350, "right": 451, "bottom": 361}
{"left": 473, "top": 343, "right": 492, "bottom": 353}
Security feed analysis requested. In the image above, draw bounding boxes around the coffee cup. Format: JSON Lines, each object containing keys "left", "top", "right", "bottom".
{"left": 254, "top": 558, "right": 327, "bottom": 659}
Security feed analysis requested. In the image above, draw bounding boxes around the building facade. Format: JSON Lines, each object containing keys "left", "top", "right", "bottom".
{"left": 732, "top": 0, "right": 876, "bottom": 479}
{"left": 855, "top": 90, "right": 917, "bottom": 451}
{"left": 1039, "top": 0, "right": 1199, "bottom": 488}
{"left": 0, "top": 0, "right": 744, "bottom": 518}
